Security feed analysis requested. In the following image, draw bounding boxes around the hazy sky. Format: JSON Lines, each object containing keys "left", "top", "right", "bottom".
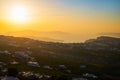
{"left": 0, "top": 0, "right": 120, "bottom": 42}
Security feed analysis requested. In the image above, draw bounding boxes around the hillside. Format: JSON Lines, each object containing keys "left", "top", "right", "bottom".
{"left": 0, "top": 35, "right": 120, "bottom": 80}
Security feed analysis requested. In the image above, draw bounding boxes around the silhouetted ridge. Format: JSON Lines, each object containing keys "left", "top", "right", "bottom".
{"left": 0, "top": 35, "right": 120, "bottom": 79}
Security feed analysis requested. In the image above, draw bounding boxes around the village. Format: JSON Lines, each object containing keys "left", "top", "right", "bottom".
{"left": 0, "top": 50, "right": 98, "bottom": 80}
{"left": 0, "top": 35, "right": 120, "bottom": 80}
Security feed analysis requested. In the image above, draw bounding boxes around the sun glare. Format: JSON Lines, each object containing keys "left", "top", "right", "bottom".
{"left": 10, "top": 6, "right": 28, "bottom": 23}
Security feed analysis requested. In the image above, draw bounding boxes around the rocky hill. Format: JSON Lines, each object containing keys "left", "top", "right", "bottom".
{"left": 0, "top": 35, "right": 120, "bottom": 80}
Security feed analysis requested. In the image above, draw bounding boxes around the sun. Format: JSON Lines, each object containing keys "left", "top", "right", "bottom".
{"left": 10, "top": 6, "right": 28, "bottom": 23}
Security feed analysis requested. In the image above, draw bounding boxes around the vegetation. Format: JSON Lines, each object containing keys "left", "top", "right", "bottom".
{"left": 0, "top": 35, "right": 120, "bottom": 80}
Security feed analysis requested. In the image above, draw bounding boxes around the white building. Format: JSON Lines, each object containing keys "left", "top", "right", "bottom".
{"left": 27, "top": 61, "right": 40, "bottom": 67}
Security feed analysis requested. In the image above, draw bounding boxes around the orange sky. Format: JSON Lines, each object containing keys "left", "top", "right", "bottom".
{"left": 0, "top": 0, "right": 120, "bottom": 42}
